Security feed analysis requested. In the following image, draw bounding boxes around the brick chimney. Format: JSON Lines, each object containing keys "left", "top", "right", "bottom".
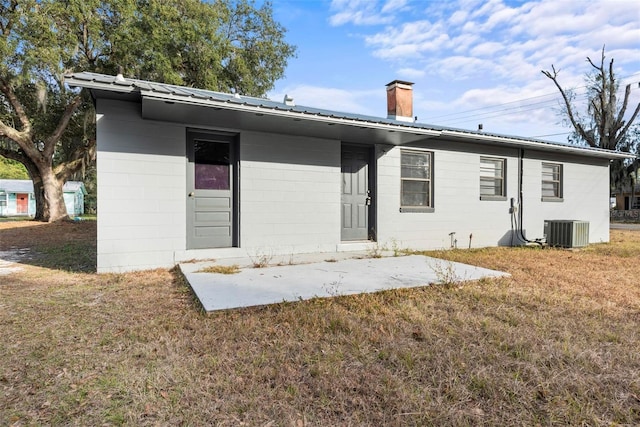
{"left": 386, "top": 80, "right": 414, "bottom": 122}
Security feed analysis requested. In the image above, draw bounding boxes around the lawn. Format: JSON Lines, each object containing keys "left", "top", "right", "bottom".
{"left": 1, "top": 221, "right": 639, "bottom": 426}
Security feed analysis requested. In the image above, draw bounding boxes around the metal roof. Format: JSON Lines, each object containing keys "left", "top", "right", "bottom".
{"left": 0, "top": 180, "right": 86, "bottom": 194}
{"left": 65, "top": 72, "right": 635, "bottom": 160}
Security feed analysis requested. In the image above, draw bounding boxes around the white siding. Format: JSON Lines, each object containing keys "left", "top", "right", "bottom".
{"left": 174, "top": 132, "right": 341, "bottom": 263}
{"left": 377, "top": 143, "right": 520, "bottom": 250}
{"left": 96, "top": 99, "right": 612, "bottom": 272}
{"left": 238, "top": 132, "right": 340, "bottom": 250}
{"left": 97, "top": 99, "right": 341, "bottom": 272}
{"left": 375, "top": 142, "right": 610, "bottom": 250}
{"left": 96, "top": 99, "right": 186, "bottom": 272}
{"left": 521, "top": 151, "right": 610, "bottom": 244}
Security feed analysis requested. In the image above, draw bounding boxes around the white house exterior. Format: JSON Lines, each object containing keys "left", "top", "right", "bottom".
{"left": 0, "top": 179, "right": 86, "bottom": 217}
{"left": 67, "top": 73, "right": 632, "bottom": 273}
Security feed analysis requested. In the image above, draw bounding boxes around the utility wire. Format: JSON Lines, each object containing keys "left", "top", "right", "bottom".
{"left": 422, "top": 73, "right": 640, "bottom": 124}
{"left": 529, "top": 131, "right": 572, "bottom": 138}
{"left": 435, "top": 93, "right": 591, "bottom": 126}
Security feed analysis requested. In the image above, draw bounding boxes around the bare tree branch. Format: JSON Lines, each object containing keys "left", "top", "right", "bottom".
{"left": 604, "top": 56, "right": 617, "bottom": 148}
{"left": 541, "top": 65, "right": 594, "bottom": 146}
{"left": 0, "top": 77, "right": 33, "bottom": 136}
{"left": 0, "top": 119, "right": 28, "bottom": 146}
{"left": 616, "top": 82, "right": 632, "bottom": 127}
{"left": 0, "top": 144, "right": 27, "bottom": 163}
{"left": 43, "top": 95, "right": 83, "bottom": 158}
{"left": 615, "top": 97, "right": 640, "bottom": 148}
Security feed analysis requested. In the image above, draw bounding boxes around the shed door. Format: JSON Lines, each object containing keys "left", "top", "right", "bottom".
{"left": 16, "top": 193, "right": 29, "bottom": 214}
{"left": 186, "top": 131, "right": 237, "bottom": 249}
{"left": 341, "top": 145, "right": 370, "bottom": 241}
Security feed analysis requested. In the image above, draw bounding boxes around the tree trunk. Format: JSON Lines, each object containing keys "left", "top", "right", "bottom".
{"left": 26, "top": 159, "right": 69, "bottom": 222}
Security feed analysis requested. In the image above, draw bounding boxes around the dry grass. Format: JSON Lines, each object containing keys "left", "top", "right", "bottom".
{"left": 1, "top": 221, "right": 640, "bottom": 426}
{"left": 198, "top": 264, "right": 241, "bottom": 275}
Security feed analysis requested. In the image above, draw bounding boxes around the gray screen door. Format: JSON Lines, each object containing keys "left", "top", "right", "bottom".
{"left": 186, "top": 131, "right": 237, "bottom": 249}
{"left": 341, "top": 145, "right": 370, "bottom": 241}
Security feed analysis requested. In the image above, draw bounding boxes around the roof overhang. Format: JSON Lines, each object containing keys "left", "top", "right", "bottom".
{"left": 66, "top": 73, "right": 636, "bottom": 160}
{"left": 438, "top": 130, "right": 634, "bottom": 160}
{"left": 140, "top": 92, "right": 440, "bottom": 146}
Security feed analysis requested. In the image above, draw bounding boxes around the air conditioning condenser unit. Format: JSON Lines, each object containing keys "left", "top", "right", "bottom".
{"left": 544, "top": 220, "right": 589, "bottom": 248}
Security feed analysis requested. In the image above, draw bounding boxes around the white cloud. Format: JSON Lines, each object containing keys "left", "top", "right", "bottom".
{"left": 429, "top": 84, "right": 571, "bottom": 135}
{"left": 469, "top": 41, "right": 504, "bottom": 57}
{"left": 449, "top": 10, "right": 468, "bottom": 26}
{"left": 397, "top": 67, "right": 426, "bottom": 79}
{"left": 360, "top": 0, "right": 640, "bottom": 88}
{"left": 365, "top": 21, "right": 450, "bottom": 58}
{"left": 381, "top": 0, "right": 409, "bottom": 14}
{"left": 365, "top": 20, "right": 438, "bottom": 45}
{"left": 432, "top": 56, "right": 495, "bottom": 80}
{"left": 449, "top": 33, "right": 481, "bottom": 54}
{"left": 329, "top": 0, "right": 394, "bottom": 26}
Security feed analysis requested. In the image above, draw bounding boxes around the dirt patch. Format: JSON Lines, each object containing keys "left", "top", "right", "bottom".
{"left": 0, "top": 248, "right": 32, "bottom": 276}
{"left": 0, "top": 220, "right": 96, "bottom": 272}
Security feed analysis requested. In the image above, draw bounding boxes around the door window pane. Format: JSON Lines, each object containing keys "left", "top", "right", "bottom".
{"left": 195, "top": 140, "right": 230, "bottom": 190}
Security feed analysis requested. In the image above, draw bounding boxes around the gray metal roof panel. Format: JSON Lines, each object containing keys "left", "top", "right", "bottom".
{"left": 65, "top": 72, "right": 635, "bottom": 159}
{"left": 0, "top": 179, "right": 84, "bottom": 193}
{"left": 0, "top": 179, "right": 33, "bottom": 193}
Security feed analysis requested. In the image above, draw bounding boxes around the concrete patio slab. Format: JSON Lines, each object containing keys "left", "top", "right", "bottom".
{"left": 180, "top": 254, "right": 509, "bottom": 312}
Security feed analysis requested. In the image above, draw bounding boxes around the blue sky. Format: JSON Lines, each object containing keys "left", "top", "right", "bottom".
{"left": 267, "top": 0, "right": 640, "bottom": 143}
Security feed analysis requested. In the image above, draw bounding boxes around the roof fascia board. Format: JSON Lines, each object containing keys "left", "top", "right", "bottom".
{"left": 67, "top": 78, "right": 137, "bottom": 94}
{"left": 441, "top": 130, "right": 634, "bottom": 160}
{"left": 140, "top": 91, "right": 443, "bottom": 138}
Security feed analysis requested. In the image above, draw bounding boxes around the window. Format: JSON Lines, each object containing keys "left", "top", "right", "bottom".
{"left": 194, "top": 139, "right": 230, "bottom": 190}
{"left": 541, "top": 162, "right": 563, "bottom": 200}
{"left": 480, "top": 157, "right": 506, "bottom": 199}
{"left": 401, "top": 150, "right": 433, "bottom": 211}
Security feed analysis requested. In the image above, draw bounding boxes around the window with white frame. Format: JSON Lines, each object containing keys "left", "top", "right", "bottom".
{"left": 541, "top": 162, "right": 563, "bottom": 200}
{"left": 400, "top": 150, "right": 433, "bottom": 211}
{"left": 480, "top": 157, "right": 506, "bottom": 199}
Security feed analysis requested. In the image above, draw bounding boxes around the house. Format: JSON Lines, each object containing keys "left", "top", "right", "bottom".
{"left": 614, "top": 184, "right": 640, "bottom": 210}
{"left": 66, "top": 72, "right": 633, "bottom": 273}
{"left": 611, "top": 181, "right": 640, "bottom": 222}
{"left": 0, "top": 179, "right": 87, "bottom": 217}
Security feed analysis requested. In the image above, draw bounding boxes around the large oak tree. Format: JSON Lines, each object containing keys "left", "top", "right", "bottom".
{"left": 0, "top": 0, "right": 295, "bottom": 221}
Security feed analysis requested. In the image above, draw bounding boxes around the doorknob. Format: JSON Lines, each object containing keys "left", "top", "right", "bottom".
{"left": 188, "top": 192, "right": 194, "bottom": 197}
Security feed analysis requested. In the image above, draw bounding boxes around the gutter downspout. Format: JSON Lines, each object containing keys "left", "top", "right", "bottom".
{"left": 516, "top": 149, "right": 544, "bottom": 247}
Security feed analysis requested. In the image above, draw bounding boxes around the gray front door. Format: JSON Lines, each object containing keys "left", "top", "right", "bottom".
{"left": 341, "top": 145, "right": 370, "bottom": 241}
{"left": 186, "top": 131, "right": 237, "bottom": 249}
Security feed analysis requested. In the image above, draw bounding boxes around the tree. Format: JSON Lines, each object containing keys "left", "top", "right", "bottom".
{"left": 542, "top": 47, "right": 640, "bottom": 191}
{"left": 0, "top": 0, "right": 295, "bottom": 221}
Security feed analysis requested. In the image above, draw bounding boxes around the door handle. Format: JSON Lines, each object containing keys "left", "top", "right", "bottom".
{"left": 188, "top": 192, "right": 194, "bottom": 197}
